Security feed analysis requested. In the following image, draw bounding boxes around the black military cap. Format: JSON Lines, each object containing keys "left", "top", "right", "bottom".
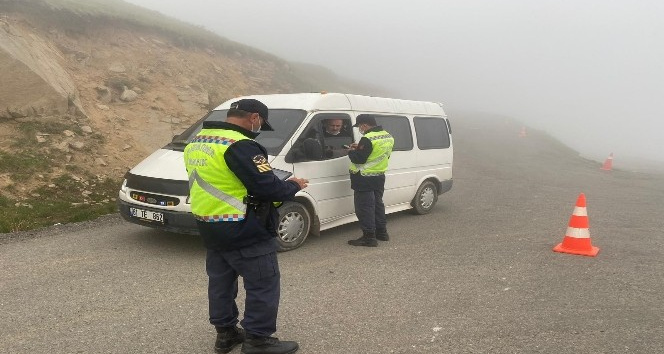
{"left": 230, "top": 99, "right": 274, "bottom": 131}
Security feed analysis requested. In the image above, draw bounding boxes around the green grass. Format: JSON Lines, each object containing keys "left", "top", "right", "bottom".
{"left": 0, "top": 195, "right": 10, "bottom": 208}
{"left": 0, "top": 174, "right": 120, "bottom": 233}
{"left": 16, "top": 120, "right": 78, "bottom": 136}
{"left": 0, "top": 117, "right": 119, "bottom": 234}
{"left": 0, "top": 151, "right": 52, "bottom": 179}
{"left": 0, "top": 120, "right": 90, "bottom": 179}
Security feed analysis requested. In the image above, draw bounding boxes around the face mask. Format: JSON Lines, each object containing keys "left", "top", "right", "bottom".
{"left": 251, "top": 118, "right": 262, "bottom": 134}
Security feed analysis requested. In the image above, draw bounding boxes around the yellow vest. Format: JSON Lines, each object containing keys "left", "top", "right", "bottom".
{"left": 350, "top": 130, "right": 394, "bottom": 176}
{"left": 184, "top": 129, "right": 249, "bottom": 222}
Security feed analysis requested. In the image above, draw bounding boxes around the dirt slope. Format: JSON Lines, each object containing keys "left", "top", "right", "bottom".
{"left": 0, "top": 2, "right": 379, "bottom": 205}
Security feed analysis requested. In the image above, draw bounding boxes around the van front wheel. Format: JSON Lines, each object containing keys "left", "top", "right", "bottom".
{"left": 411, "top": 180, "right": 438, "bottom": 215}
{"left": 276, "top": 201, "right": 311, "bottom": 251}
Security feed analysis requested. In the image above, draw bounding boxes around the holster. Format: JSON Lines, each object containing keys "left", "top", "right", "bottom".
{"left": 244, "top": 195, "right": 271, "bottom": 226}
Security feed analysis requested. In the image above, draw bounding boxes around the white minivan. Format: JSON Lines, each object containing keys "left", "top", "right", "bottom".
{"left": 118, "top": 92, "right": 453, "bottom": 251}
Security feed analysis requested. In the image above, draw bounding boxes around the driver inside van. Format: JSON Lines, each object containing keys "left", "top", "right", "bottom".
{"left": 323, "top": 118, "right": 345, "bottom": 137}
{"left": 322, "top": 118, "right": 352, "bottom": 158}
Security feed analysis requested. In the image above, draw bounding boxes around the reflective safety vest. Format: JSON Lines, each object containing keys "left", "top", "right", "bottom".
{"left": 350, "top": 130, "right": 394, "bottom": 176}
{"left": 183, "top": 129, "right": 249, "bottom": 222}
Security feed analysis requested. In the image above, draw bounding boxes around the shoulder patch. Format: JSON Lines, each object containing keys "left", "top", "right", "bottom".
{"left": 252, "top": 154, "right": 272, "bottom": 172}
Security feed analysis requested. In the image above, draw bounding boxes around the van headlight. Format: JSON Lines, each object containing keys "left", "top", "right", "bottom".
{"left": 120, "top": 179, "right": 128, "bottom": 193}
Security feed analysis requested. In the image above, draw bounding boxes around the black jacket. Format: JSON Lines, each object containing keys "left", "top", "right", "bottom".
{"left": 195, "top": 121, "right": 301, "bottom": 251}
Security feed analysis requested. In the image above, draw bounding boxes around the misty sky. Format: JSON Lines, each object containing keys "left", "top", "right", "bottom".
{"left": 125, "top": 0, "right": 664, "bottom": 166}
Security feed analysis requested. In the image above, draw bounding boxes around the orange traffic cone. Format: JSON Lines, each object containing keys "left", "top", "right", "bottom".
{"left": 519, "top": 126, "right": 527, "bottom": 138}
{"left": 600, "top": 153, "right": 613, "bottom": 171}
{"left": 553, "top": 193, "right": 599, "bottom": 257}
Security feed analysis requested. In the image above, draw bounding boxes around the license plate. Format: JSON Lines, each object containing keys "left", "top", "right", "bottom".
{"left": 129, "top": 207, "right": 164, "bottom": 223}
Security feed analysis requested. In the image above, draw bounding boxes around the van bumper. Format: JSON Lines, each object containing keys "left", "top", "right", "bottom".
{"left": 439, "top": 179, "right": 453, "bottom": 195}
{"left": 117, "top": 199, "right": 199, "bottom": 235}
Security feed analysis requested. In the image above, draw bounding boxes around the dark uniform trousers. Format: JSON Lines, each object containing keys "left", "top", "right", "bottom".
{"left": 354, "top": 188, "right": 387, "bottom": 233}
{"left": 206, "top": 241, "right": 280, "bottom": 337}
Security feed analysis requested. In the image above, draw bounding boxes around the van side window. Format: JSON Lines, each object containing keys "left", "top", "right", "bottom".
{"left": 373, "top": 115, "right": 413, "bottom": 151}
{"left": 286, "top": 113, "right": 353, "bottom": 163}
{"left": 414, "top": 117, "right": 451, "bottom": 149}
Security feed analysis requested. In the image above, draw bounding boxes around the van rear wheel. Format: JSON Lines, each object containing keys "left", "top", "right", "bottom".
{"left": 276, "top": 201, "right": 311, "bottom": 251}
{"left": 411, "top": 180, "right": 438, "bottom": 215}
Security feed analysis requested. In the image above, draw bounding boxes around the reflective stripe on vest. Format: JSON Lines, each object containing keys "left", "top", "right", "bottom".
{"left": 350, "top": 130, "right": 394, "bottom": 176}
{"left": 188, "top": 169, "right": 246, "bottom": 212}
{"left": 184, "top": 129, "right": 250, "bottom": 222}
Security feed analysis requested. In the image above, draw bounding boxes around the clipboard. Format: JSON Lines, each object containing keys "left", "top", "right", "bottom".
{"left": 272, "top": 168, "right": 293, "bottom": 181}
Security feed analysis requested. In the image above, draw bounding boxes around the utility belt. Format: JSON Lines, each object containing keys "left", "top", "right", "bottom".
{"left": 350, "top": 170, "right": 385, "bottom": 176}
{"left": 243, "top": 195, "right": 271, "bottom": 226}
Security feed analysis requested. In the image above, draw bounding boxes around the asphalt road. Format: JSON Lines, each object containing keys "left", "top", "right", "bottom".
{"left": 2, "top": 114, "right": 663, "bottom": 353}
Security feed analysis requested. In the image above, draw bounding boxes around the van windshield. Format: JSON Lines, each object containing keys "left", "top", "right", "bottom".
{"left": 171, "top": 109, "right": 308, "bottom": 155}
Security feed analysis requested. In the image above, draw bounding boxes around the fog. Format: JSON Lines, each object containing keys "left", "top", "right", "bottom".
{"left": 126, "top": 0, "right": 664, "bottom": 168}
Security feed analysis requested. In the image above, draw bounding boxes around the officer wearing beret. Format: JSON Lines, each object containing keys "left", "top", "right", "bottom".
{"left": 184, "top": 99, "right": 308, "bottom": 354}
{"left": 347, "top": 115, "right": 394, "bottom": 246}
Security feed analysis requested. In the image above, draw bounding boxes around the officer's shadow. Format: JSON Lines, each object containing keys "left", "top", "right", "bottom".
{"left": 289, "top": 209, "right": 414, "bottom": 253}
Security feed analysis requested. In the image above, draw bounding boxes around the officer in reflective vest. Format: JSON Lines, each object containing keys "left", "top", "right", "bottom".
{"left": 184, "top": 99, "right": 308, "bottom": 354}
{"left": 347, "top": 114, "right": 395, "bottom": 247}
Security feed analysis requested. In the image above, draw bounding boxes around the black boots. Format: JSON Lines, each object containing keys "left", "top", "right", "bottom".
{"left": 348, "top": 231, "right": 378, "bottom": 247}
{"left": 348, "top": 229, "right": 389, "bottom": 245}
{"left": 216, "top": 327, "right": 298, "bottom": 354}
{"left": 241, "top": 334, "right": 299, "bottom": 354}
{"left": 215, "top": 326, "right": 244, "bottom": 353}
{"left": 376, "top": 229, "right": 389, "bottom": 241}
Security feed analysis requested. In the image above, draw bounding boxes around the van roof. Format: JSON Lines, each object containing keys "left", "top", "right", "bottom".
{"left": 214, "top": 93, "right": 446, "bottom": 116}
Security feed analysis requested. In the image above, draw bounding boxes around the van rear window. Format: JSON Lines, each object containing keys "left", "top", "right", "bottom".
{"left": 414, "top": 117, "right": 451, "bottom": 149}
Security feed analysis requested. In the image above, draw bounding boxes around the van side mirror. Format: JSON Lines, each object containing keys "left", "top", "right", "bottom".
{"left": 285, "top": 138, "right": 324, "bottom": 163}
{"left": 302, "top": 138, "right": 324, "bottom": 160}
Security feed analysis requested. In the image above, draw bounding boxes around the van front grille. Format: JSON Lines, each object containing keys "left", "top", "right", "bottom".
{"left": 125, "top": 172, "right": 189, "bottom": 196}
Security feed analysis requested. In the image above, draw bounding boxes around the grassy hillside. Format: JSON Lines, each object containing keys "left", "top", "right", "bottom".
{"left": 2, "top": 0, "right": 389, "bottom": 95}
{"left": 2, "top": 0, "right": 279, "bottom": 60}
{"left": 0, "top": 0, "right": 394, "bottom": 233}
